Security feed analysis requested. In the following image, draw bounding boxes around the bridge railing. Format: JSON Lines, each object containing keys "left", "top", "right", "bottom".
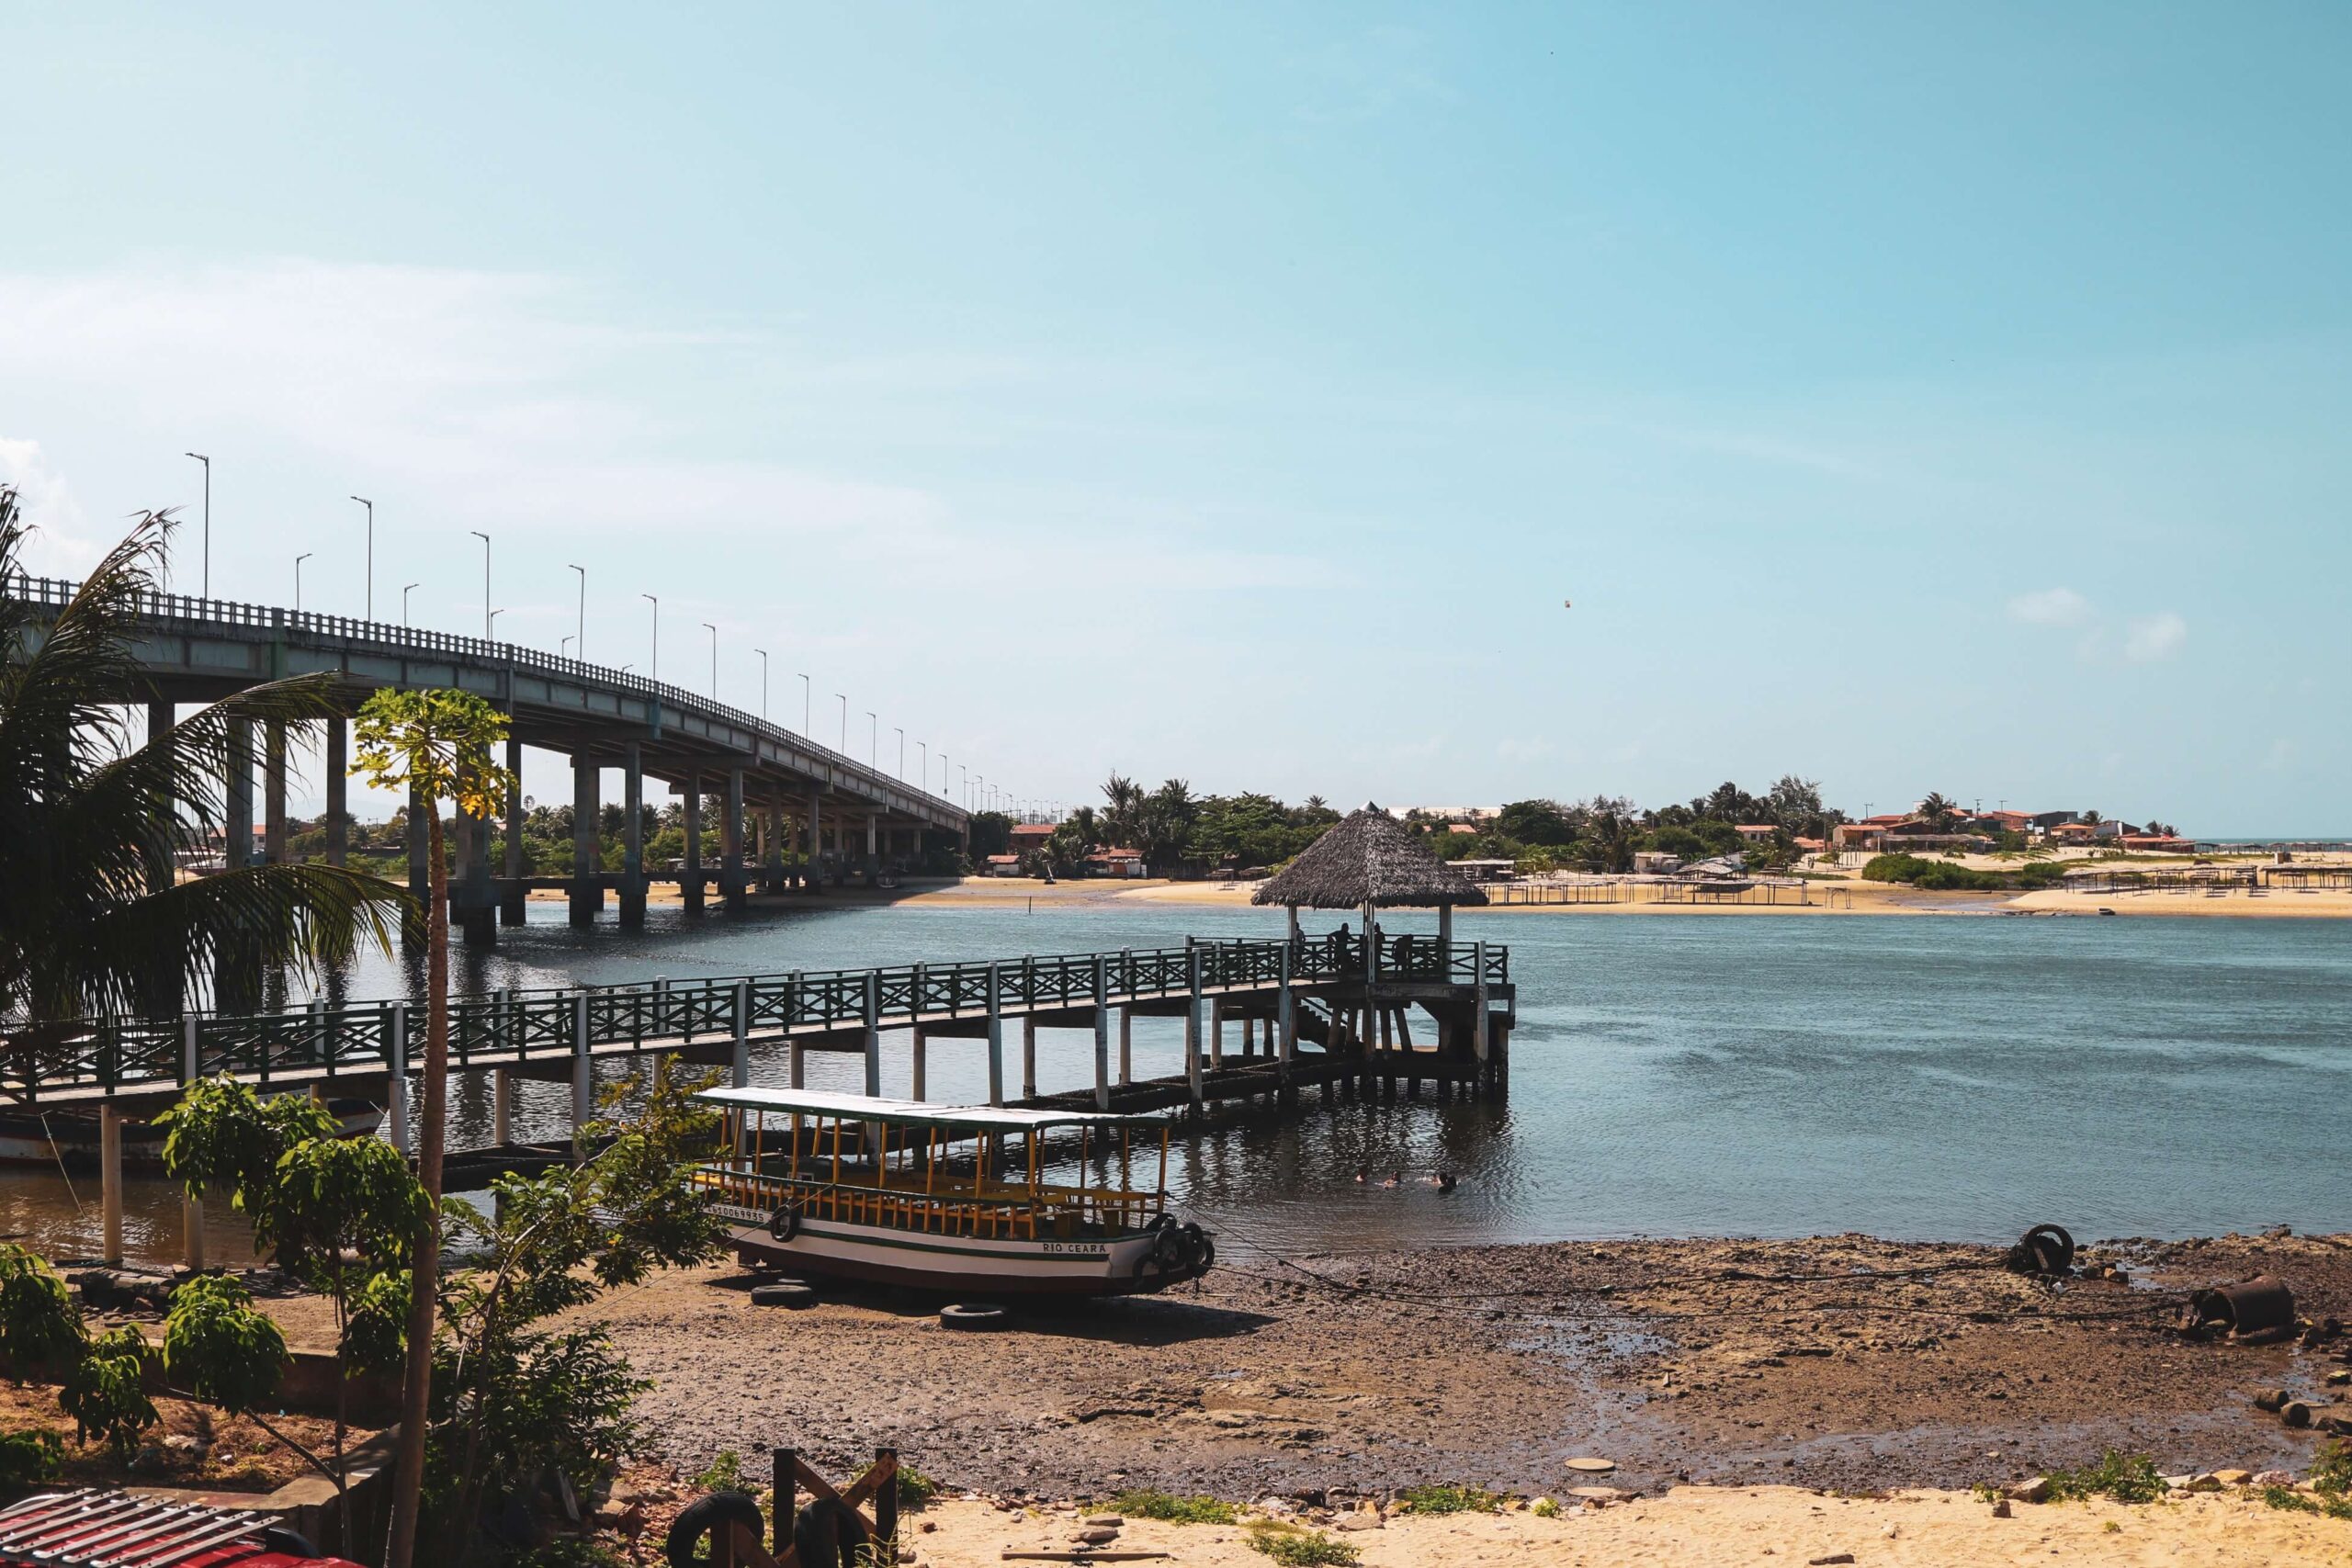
{"left": 0, "top": 934, "right": 1510, "bottom": 1103}
{"left": 5, "top": 571, "right": 960, "bottom": 826}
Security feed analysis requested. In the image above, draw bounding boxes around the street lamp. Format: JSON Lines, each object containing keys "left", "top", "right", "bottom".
{"left": 703, "top": 623, "right": 718, "bottom": 698}
{"left": 797, "top": 674, "right": 810, "bottom": 736}
{"left": 836, "top": 694, "right": 846, "bottom": 753}
{"left": 866, "top": 711, "right": 876, "bottom": 773}
{"left": 641, "top": 594, "right": 658, "bottom": 680}
{"left": 294, "top": 552, "right": 311, "bottom": 611}
{"left": 754, "top": 649, "right": 769, "bottom": 723}
{"left": 489, "top": 608, "right": 505, "bottom": 638}
{"left": 919, "top": 741, "right": 927, "bottom": 791}
{"left": 568, "top": 564, "right": 585, "bottom": 660}
{"left": 469, "top": 531, "right": 491, "bottom": 639}
{"left": 561, "top": 636, "right": 573, "bottom": 658}
{"left": 184, "top": 454, "right": 210, "bottom": 597}
{"left": 401, "top": 582, "right": 418, "bottom": 627}
{"left": 896, "top": 728, "right": 905, "bottom": 779}
{"left": 350, "top": 497, "right": 373, "bottom": 617}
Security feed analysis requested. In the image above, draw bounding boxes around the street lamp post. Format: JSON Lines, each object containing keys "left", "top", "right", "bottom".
{"left": 294, "top": 552, "right": 311, "bottom": 611}
{"left": 896, "top": 728, "right": 905, "bottom": 779}
{"left": 184, "top": 453, "right": 210, "bottom": 597}
{"left": 469, "top": 532, "right": 491, "bottom": 639}
{"left": 350, "top": 497, "right": 373, "bottom": 617}
{"left": 836, "top": 694, "right": 847, "bottom": 754}
{"left": 703, "top": 623, "right": 718, "bottom": 698}
{"left": 919, "top": 741, "right": 927, "bottom": 791}
{"left": 569, "top": 564, "right": 585, "bottom": 660}
{"left": 401, "top": 582, "right": 418, "bottom": 627}
{"left": 561, "top": 636, "right": 573, "bottom": 659}
{"left": 755, "top": 649, "right": 769, "bottom": 724}
{"left": 866, "top": 711, "right": 876, "bottom": 774}
{"left": 641, "top": 594, "right": 659, "bottom": 681}
{"left": 797, "top": 674, "right": 810, "bottom": 736}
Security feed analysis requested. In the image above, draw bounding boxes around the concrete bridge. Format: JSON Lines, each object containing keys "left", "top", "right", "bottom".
{"left": 11, "top": 573, "right": 969, "bottom": 940}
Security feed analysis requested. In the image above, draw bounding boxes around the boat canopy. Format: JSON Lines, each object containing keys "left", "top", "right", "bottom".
{"left": 692, "top": 1085, "right": 1164, "bottom": 1135}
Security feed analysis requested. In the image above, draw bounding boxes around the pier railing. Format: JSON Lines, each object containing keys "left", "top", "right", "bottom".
{"left": 1, "top": 932, "right": 1509, "bottom": 1105}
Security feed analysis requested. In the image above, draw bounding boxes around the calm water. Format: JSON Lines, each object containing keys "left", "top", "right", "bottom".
{"left": 13, "top": 904, "right": 2349, "bottom": 1264}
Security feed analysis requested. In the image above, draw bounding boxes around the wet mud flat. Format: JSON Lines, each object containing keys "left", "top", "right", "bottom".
{"left": 563, "top": 1230, "right": 2352, "bottom": 1500}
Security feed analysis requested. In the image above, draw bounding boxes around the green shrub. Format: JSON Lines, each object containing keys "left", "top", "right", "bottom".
{"left": 519, "top": 1540, "right": 635, "bottom": 1568}
{"left": 1246, "top": 1527, "right": 1358, "bottom": 1567}
{"left": 1529, "top": 1497, "right": 1559, "bottom": 1518}
{"left": 2045, "top": 1451, "right": 2165, "bottom": 1505}
{"left": 0, "top": 1427, "right": 62, "bottom": 1492}
{"left": 2313, "top": 1439, "right": 2352, "bottom": 1498}
{"left": 693, "top": 1450, "right": 748, "bottom": 1493}
{"left": 1107, "top": 1490, "right": 1238, "bottom": 1525}
{"left": 59, "top": 1325, "right": 158, "bottom": 1467}
{"left": 0, "top": 1246, "right": 85, "bottom": 1378}
{"left": 2263, "top": 1486, "right": 2318, "bottom": 1514}
{"left": 897, "top": 1463, "right": 939, "bottom": 1511}
{"left": 1396, "top": 1483, "right": 1506, "bottom": 1515}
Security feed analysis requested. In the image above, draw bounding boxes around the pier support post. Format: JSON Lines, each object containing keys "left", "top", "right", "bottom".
{"left": 1092, "top": 956, "right": 1110, "bottom": 1111}
{"left": 569, "top": 753, "right": 601, "bottom": 927}
{"left": 1022, "top": 1018, "right": 1037, "bottom": 1100}
{"left": 788, "top": 972, "right": 806, "bottom": 1089}
{"left": 1118, "top": 1008, "right": 1132, "bottom": 1087}
{"left": 99, "top": 1103, "right": 124, "bottom": 1265}
{"left": 723, "top": 768, "right": 747, "bottom": 912}
{"left": 386, "top": 1003, "right": 410, "bottom": 1156}
{"left": 731, "top": 979, "right": 751, "bottom": 1089}
{"left": 571, "top": 993, "right": 594, "bottom": 1161}
{"left": 620, "top": 742, "right": 647, "bottom": 926}
{"left": 985, "top": 964, "right": 1004, "bottom": 1107}
{"left": 323, "top": 713, "right": 347, "bottom": 870}
{"left": 1473, "top": 939, "right": 1490, "bottom": 1082}
{"left": 1211, "top": 999, "right": 1225, "bottom": 1068}
{"left": 264, "top": 719, "right": 287, "bottom": 863}
{"left": 683, "top": 775, "right": 706, "bottom": 913}
{"left": 1185, "top": 946, "right": 1204, "bottom": 1107}
{"left": 492, "top": 1068, "right": 514, "bottom": 1146}
{"left": 863, "top": 972, "right": 881, "bottom": 1097}
{"left": 184, "top": 1195, "right": 206, "bottom": 1271}
{"left": 501, "top": 731, "right": 526, "bottom": 924}
{"left": 911, "top": 1028, "right": 927, "bottom": 1100}
{"left": 1278, "top": 942, "right": 1296, "bottom": 1092}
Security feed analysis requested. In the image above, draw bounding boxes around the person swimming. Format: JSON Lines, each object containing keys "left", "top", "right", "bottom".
{"left": 1436, "top": 1171, "right": 1458, "bottom": 1193}
{"left": 1379, "top": 1170, "right": 1403, "bottom": 1189}
{"left": 1353, "top": 1165, "right": 1370, "bottom": 1184}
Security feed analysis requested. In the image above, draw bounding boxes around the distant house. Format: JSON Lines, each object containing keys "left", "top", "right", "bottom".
{"left": 1634, "top": 851, "right": 1683, "bottom": 874}
{"left": 1086, "top": 846, "right": 1148, "bottom": 879}
{"left": 2119, "top": 834, "right": 2195, "bottom": 853}
{"left": 1733, "top": 824, "right": 1781, "bottom": 842}
{"left": 1453, "top": 858, "right": 1519, "bottom": 881}
{"left": 984, "top": 853, "right": 1022, "bottom": 876}
{"left": 1008, "top": 822, "right": 1055, "bottom": 852}
{"left": 1446, "top": 823, "right": 1478, "bottom": 836}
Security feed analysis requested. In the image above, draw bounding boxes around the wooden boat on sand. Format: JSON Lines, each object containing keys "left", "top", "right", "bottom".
{"left": 690, "top": 1086, "right": 1215, "bottom": 1297}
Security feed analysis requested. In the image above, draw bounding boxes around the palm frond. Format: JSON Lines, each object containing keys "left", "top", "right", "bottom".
{"left": 80, "top": 866, "right": 408, "bottom": 1020}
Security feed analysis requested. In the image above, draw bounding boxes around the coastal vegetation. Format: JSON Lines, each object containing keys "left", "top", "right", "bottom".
{"left": 1860, "top": 853, "right": 2072, "bottom": 892}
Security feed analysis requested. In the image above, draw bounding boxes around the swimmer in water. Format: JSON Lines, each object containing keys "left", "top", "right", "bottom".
{"left": 1379, "top": 1171, "right": 1402, "bottom": 1189}
{"left": 1353, "top": 1166, "right": 1370, "bottom": 1184}
{"left": 1436, "top": 1171, "right": 1458, "bottom": 1193}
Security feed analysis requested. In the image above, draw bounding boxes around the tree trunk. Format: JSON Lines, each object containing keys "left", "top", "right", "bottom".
{"left": 384, "top": 808, "right": 449, "bottom": 1568}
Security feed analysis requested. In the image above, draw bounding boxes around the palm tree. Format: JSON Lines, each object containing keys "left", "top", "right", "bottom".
{"left": 348, "top": 687, "right": 513, "bottom": 1568}
{"left": 0, "top": 492, "right": 403, "bottom": 1058}
{"left": 1917, "top": 793, "right": 1960, "bottom": 832}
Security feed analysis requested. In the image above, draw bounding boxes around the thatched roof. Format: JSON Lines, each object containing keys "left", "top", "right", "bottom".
{"left": 1252, "top": 805, "right": 1489, "bottom": 909}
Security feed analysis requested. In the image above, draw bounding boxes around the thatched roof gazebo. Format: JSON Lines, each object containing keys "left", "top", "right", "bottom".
{"left": 1254, "top": 804, "right": 1487, "bottom": 953}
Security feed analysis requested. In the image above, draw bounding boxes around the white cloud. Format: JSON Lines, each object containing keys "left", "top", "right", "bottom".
{"left": 2007, "top": 586, "right": 2092, "bottom": 627}
{"left": 2123, "top": 611, "right": 2188, "bottom": 663}
{"left": 0, "top": 437, "right": 102, "bottom": 576}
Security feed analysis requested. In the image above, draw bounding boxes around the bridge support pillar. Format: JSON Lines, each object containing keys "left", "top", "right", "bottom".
{"left": 458, "top": 807, "right": 498, "bottom": 948}
{"left": 722, "top": 768, "right": 747, "bottom": 912}
{"left": 323, "top": 714, "right": 347, "bottom": 869}
{"left": 569, "top": 753, "right": 601, "bottom": 927}
{"left": 500, "top": 732, "right": 527, "bottom": 924}
{"left": 683, "top": 774, "right": 706, "bottom": 914}
{"left": 225, "top": 717, "right": 254, "bottom": 870}
{"left": 145, "top": 701, "right": 176, "bottom": 897}
{"left": 865, "top": 813, "right": 879, "bottom": 883}
{"left": 264, "top": 719, "right": 288, "bottom": 863}
{"left": 763, "top": 802, "right": 785, "bottom": 892}
{"left": 98, "top": 1103, "right": 123, "bottom": 1265}
{"left": 620, "top": 742, "right": 647, "bottom": 926}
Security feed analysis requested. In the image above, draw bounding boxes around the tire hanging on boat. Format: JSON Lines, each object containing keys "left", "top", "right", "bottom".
{"left": 768, "top": 1201, "right": 801, "bottom": 1242}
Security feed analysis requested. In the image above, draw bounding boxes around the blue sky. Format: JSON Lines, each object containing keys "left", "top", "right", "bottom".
{"left": 5, "top": 4, "right": 2347, "bottom": 831}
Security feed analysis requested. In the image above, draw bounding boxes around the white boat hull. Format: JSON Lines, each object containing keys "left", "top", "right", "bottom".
{"left": 711, "top": 1201, "right": 1206, "bottom": 1297}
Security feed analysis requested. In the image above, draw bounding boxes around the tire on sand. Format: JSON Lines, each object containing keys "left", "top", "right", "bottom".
{"left": 940, "top": 1302, "right": 1008, "bottom": 1330}
{"left": 752, "top": 1280, "right": 816, "bottom": 1308}
{"left": 795, "top": 1496, "right": 873, "bottom": 1568}
{"left": 667, "top": 1492, "right": 764, "bottom": 1568}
